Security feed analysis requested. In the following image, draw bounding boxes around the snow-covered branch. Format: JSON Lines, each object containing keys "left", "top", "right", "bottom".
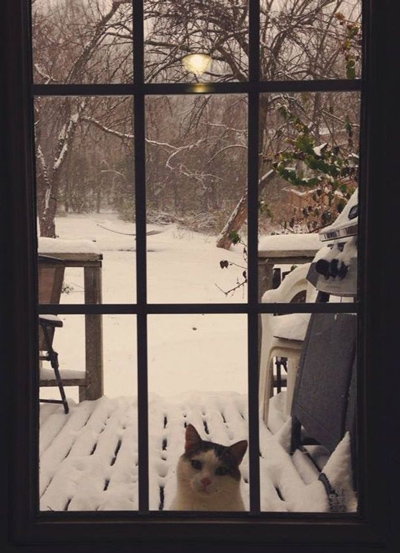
{"left": 34, "top": 64, "right": 57, "bottom": 85}
{"left": 206, "top": 144, "right": 247, "bottom": 165}
{"left": 53, "top": 100, "right": 87, "bottom": 173}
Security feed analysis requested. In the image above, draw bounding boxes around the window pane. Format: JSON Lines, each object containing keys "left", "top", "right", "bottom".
{"left": 35, "top": 96, "right": 136, "bottom": 304}
{"left": 260, "top": 0, "right": 362, "bottom": 81}
{"left": 259, "top": 311, "right": 357, "bottom": 512}
{"left": 32, "top": 0, "right": 133, "bottom": 84}
{"left": 148, "top": 314, "right": 248, "bottom": 512}
{"left": 146, "top": 95, "right": 248, "bottom": 303}
{"left": 144, "top": 1, "right": 249, "bottom": 83}
{"left": 258, "top": 92, "right": 360, "bottom": 302}
{"left": 39, "top": 315, "right": 138, "bottom": 511}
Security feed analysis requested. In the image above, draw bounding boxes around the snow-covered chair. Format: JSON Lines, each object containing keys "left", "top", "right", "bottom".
{"left": 259, "top": 263, "right": 317, "bottom": 425}
{"left": 38, "top": 255, "right": 69, "bottom": 414}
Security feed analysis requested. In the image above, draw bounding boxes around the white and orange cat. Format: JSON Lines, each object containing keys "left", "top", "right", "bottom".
{"left": 170, "top": 424, "right": 248, "bottom": 511}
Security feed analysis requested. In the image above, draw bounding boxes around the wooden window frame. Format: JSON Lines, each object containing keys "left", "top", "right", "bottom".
{"left": 1, "top": 0, "right": 399, "bottom": 551}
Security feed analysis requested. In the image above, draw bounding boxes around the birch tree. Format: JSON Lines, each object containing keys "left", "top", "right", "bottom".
{"left": 33, "top": 0, "right": 132, "bottom": 236}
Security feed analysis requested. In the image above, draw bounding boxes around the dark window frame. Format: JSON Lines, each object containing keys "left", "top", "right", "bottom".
{"left": 1, "top": 0, "right": 398, "bottom": 551}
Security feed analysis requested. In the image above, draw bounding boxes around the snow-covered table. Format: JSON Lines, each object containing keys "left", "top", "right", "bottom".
{"left": 38, "top": 238, "right": 104, "bottom": 400}
{"left": 258, "top": 233, "right": 321, "bottom": 300}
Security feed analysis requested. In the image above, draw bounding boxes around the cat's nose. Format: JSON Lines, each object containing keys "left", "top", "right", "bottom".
{"left": 201, "top": 477, "right": 212, "bottom": 488}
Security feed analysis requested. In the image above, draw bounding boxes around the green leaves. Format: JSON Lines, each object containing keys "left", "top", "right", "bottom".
{"left": 271, "top": 101, "right": 359, "bottom": 233}
{"left": 346, "top": 59, "right": 356, "bottom": 80}
{"left": 228, "top": 230, "right": 241, "bottom": 245}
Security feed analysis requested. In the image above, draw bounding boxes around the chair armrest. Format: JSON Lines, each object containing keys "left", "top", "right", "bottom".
{"left": 39, "top": 315, "right": 63, "bottom": 328}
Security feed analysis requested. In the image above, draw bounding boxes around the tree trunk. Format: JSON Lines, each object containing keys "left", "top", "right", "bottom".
{"left": 216, "top": 96, "right": 272, "bottom": 250}
{"left": 37, "top": 171, "right": 59, "bottom": 237}
{"left": 216, "top": 168, "right": 276, "bottom": 249}
{"left": 40, "top": 207, "right": 57, "bottom": 238}
{"left": 216, "top": 189, "right": 248, "bottom": 249}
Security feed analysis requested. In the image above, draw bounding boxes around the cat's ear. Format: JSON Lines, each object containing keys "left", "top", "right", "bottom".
{"left": 185, "top": 424, "right": 202, "bottom": 453}
{"left": 228, "top": 440, "right": 248, "bottom": 465}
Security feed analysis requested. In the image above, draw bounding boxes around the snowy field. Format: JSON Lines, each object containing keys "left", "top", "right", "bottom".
{"left": 42, "top": 212, "right": 249, "bottom": 402}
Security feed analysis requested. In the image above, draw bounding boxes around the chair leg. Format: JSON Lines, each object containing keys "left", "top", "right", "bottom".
{"left": 48, "top": 350, "right": 69, "bottom": 415}
{"left": 290, "top": 416, "right": 302, "bottom": 454}
{"left": 41, "top": 324, "right": 69, "bottom": 414}
{"left": 275, "top": 357, "right": 282, "bottom": 393}
{"left": 285, "top": 353, "right": 301, "bottom": 416}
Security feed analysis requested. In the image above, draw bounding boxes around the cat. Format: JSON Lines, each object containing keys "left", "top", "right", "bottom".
{"left": 170, "top": 424, "right": 248, "bottom": 511}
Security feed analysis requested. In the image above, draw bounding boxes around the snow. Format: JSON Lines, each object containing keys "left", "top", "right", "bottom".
{"left": 258, "top": 232, "right": 321, "bottom": 253}
{"left": 39, "top": 236, "right": 100, "bottom": 255}
{"left": 40, "top": 213, "right": 249, "bottom": 401}
{"left": 272, "top": 313, "right": 311, "bottom": 341}
{"left": 314, "top": 236, "right": 357, "bottom": 265}
{"left": 40, "top": 391, "right": 356, "bottom": 513}
{"left": 320, "top": 188, "right": 358, "bottom": 235}
{"left": 38, "top": 212, "right": 356, "bottom": 514}
{"left": 40, "top": 367, "right": 86, "bottom": 381}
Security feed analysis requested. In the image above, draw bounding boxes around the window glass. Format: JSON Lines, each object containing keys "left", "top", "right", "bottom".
{"left": 260, "top": 0, "right": 362, "bottom": 81}
{"left": 148, "top": 314, "right": 249, "bottom": 511}
{"left": 258, "top": 91, "right": 360, "bottom": 302}
{"left": 39, "top": 315, "right": 138, "bottom": 512}
{"left": 30, "top": 0, "right": 363, "bottom": 525}
{"left": 259, "top": 311, "right": 357, "bottom": 512}
{"left": 32, "top": 0, "right": 133, "bottom": 84}
{"left": 146, "top": 95, "right": 248, "bottom": 303}
{"left": 34, "top": 96, "right": 136, "bottom": 304}
{"left": 144, "top": 1, "right": 249, "bottom": 83}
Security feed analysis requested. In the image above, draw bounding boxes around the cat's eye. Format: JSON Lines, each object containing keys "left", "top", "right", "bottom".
{"left": 215, "top": 467, "right": 229, "bottom": 476}
{"left": 191, "top": 460, "right": 202, "bottom": 470}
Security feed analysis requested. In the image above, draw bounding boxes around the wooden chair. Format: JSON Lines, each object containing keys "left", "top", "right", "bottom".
{"left": 38, "top": 255, "right": 69, "bottom": 414}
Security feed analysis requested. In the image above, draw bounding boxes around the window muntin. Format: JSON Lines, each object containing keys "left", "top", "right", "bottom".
{"left": 32, "top": 0, "right": 363, "bottom": 519}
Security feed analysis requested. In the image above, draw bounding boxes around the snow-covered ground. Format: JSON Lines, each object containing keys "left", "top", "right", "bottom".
{"left": 42, "top": 212, "right": 249, "bottom": 401}
{"left": 39, "top": 212, "right": 357, "bottom": 513}
{"left": 39, "top": 391, "right": 356, "bottom": 513}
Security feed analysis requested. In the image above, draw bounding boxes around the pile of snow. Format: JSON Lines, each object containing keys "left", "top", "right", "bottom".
{"left": 259, "top": 233, "right": 321, "bottom": 253}
{"left": 39, "top": 237, "right": 100, "bottom": 255}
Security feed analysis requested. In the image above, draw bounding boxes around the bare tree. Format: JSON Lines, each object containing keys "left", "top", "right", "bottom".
{"left": 33, "top": 0, "right": 132, "bottom": 236}
{"left": 32, "top": 0, "right": 361, "bottom": 242}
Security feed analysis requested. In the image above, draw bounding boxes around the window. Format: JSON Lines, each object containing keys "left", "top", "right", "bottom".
{"left": 2, "top": 0, "right": 397, "bottom": 550}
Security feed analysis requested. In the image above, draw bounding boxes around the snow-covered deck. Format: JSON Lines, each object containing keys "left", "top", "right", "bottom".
{"left": 40, "top": 391, "right": 356, "bottom": 513}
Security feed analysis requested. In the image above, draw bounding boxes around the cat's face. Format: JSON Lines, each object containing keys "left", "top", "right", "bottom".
{"left": 178, "top": 424, "right": 247, "bottom": 498}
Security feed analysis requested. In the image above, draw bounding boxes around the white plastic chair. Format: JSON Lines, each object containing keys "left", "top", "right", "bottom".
{"left": 259, "top": 263, "right": 317, "bottom": 425}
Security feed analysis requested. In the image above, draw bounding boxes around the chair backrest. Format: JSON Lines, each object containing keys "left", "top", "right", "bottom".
{"left": 291, "top": 312, "right": 357, "bottom": 452}
{"left": 261, "top": 263, "right": 317, "bottom": 305}
{"left": 38, "top": 255, "right": 65, "bottom": 304}
{"left": 38, "top": 256, "right": 65, "bottom": 351}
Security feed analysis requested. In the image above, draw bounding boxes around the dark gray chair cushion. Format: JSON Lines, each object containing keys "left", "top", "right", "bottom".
{"left": 291, "top": 313, "right": 357, "bottom": 453}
